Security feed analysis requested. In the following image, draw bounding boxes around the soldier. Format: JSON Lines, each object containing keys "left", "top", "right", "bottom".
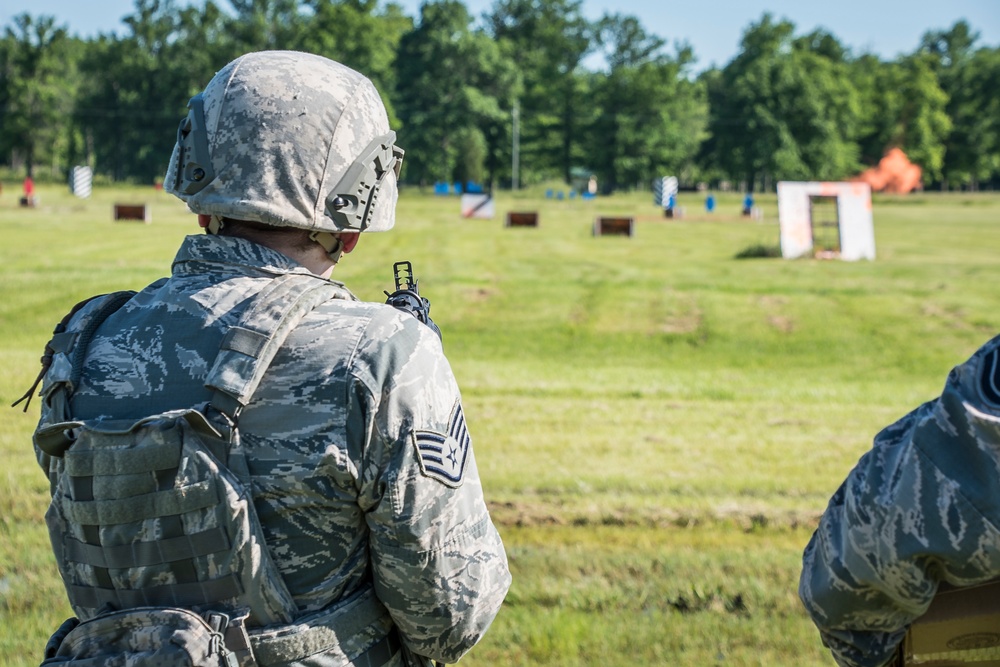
{"left": 800, "top": 337, "right": 1000, "bottom": 666}
{"left": 28, "top": 50, "right": 510, "bottom": 666}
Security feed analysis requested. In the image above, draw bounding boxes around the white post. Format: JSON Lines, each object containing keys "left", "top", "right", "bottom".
{"left": 512, "top": 100, "right": 520, "bottom": 191}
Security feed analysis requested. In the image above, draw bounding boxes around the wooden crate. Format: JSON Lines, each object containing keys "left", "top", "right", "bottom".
{"left": 505, "top": 211, "right": 539, "bottom": 228}
{"left": 114, "top": 204, "right": 151, "bottom": 223}
{"left": 593, "top": 216, "right": 634, "bottom": 237}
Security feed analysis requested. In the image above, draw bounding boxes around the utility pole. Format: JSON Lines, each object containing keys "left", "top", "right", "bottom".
{"left": 512, "top": 100, "right": 520, "bottom": 191}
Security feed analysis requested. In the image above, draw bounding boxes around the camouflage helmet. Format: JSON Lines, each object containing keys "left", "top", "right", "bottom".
{"left": 164, "top": 50, "right": 403, "bottom": 234}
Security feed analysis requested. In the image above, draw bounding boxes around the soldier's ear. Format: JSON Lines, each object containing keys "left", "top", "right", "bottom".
{"left": 339, "top": 233, "right": 360, "bottom": 254}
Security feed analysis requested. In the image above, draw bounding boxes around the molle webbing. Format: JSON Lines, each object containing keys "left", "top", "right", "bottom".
{"left": 64, "top": 439, "right": 180, "bottom": 476}
{"left": 51, "top": 415, "right": 244, "bottom": 612}
{"left": 44, "top": 272, "right": 342, "bottom": 628}
{"left": 63, "top": 526, "right": 230, "bottom": 569}
{"left": 61, "top": 478, "right": 217, "bottom": 525}
{"left": 66, "top": 573, "right": 243, "bottom": 610}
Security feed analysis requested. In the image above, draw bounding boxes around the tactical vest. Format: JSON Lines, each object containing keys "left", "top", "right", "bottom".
{"left": 31, "top": 273, "right": 399, "bottom": 667}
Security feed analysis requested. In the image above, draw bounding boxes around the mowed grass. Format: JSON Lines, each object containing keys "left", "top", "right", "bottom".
{"left": 3, "top": 183, "right": 1000, "bottom": 665}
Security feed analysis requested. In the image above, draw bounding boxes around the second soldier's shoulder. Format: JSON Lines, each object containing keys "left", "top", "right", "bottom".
{"left": 948, "top": 332, "right": 1000, "bottom": 410}
{"left": 971, "top": 333, "right": 1000, "bottom": 359}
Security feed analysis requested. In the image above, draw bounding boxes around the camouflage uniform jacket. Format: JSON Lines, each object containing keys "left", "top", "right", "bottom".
{"left": 800, "top": 336, "right": 1000, "bottom": 667}
{"left": 35, "top": 234, "right": 511, "bottom": 664}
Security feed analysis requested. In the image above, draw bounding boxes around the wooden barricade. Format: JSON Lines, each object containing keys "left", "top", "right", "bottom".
{"left": 505, "top": 211, "right": 539, "bottom": 228}
{"left": 593, "top": 216, "right": 634, "bottom": 237}
{"left": 114, "top": 204, "right": 151, "bottom": 223}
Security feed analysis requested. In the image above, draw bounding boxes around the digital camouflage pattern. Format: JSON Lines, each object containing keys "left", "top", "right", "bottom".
{"left": 800, "top": 336, "right": 1000, "bottom": 667}
{"left": 38, "top": 401, "right": 303, "bottom": 627}
{"left": 42, "top": 607, "right": 242, "bottom": 667}
{"left": 35, "top": 234, "right": 511, "bottom": 665}
{"left": 164, "top": 50, "right": 399, "bottom": 234}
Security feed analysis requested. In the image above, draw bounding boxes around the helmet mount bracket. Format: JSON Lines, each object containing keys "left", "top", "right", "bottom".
{"left": 175, "top": 93, "right": 216, "bottom": 196}
{"left": 324, "top": 132, "right": 403, "bottom": 232}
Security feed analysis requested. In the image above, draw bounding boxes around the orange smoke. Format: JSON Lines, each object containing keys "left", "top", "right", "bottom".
{"left": 853, "top": 148, "right": 922, "bottom": 194}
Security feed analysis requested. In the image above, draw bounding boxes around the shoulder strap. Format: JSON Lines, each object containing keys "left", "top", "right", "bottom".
{"left": 205, "top": 273, "right": 341, "bottom": 423}
{"left": 13, "top": 291, "right": 136, "bottom": 414}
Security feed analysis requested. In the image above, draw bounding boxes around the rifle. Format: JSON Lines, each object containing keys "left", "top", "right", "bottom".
{"left": 384, "top": 261, "right": 442, "bottom": 342}
{"left": 384, "top": 267, "right": 444, "bottom": 667}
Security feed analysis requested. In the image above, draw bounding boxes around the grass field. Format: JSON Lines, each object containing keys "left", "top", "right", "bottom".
{"left": 3, "top": 182, "right": 1000, "bottom": 666}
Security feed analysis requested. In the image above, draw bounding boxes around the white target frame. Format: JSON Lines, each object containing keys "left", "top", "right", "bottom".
{"left": 777, "top": 181, "right": 875, "bottom": 261}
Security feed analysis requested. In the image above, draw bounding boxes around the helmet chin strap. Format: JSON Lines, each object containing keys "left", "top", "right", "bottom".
{"left": 309, "top": 231, "right": 345, "bottom": 264}
{"left": 202, "top": 216, "right": 343, "bottom": 265}
{"left": 204, "top": 215, "right": 225, "bottom": 234}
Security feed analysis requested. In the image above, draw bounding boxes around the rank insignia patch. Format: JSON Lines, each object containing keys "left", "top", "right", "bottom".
{"left": 414, "top": 402, "right": 471, "bottom": 487}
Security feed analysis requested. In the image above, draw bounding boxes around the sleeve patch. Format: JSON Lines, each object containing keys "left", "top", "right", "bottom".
{"left": 413, "top": 402, "right": 471, "bottom": 487}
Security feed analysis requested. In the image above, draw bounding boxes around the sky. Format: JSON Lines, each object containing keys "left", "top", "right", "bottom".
{"left": 1, "top": 0, "right": 997, "bottom": 71}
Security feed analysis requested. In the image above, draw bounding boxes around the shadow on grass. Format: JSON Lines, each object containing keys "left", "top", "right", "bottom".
{"left": 734, "top": 243, "right": 782, "bottom": 259}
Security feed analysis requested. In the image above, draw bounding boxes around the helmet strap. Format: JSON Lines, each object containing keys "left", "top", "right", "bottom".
{"left": 309, "top": 231, "right": 345, "bottom": 265}
{"left": 206, "top": 215, "right": 225, "bottom": 235}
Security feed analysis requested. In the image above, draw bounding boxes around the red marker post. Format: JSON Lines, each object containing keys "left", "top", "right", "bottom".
{"left": 21, "top": 176, "right": 36, "bottom": 207}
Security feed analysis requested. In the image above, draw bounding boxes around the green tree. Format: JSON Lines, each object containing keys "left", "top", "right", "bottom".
{"left": 295, "top": 0, "right": 413, "bottom": 125}
{"left": 484, "top": 0, "right": 592, "bottom": 185}
{"left": 224, "top": 0, "right": 305, "bottom": 53}
{"left": 921, "top": 20, "right": 977, "bottom": 68}
{"left": 394, "top": 0, "right": 519, "bottom": 188}
{"left": 706, "top": 15, "right": 860, "bottom": 189}
{"left": 947, "top": 47, "right": 1000, "bottom": 188}
{"left": 920, "top": 21, "right": 999, "bottom": 189}
{"left": 75, "top": 0, "right": 224, "bottom": 183}
{"left": 587, "top": 14, "right": 707, "bottom": 192}
{"left": 851, "top": 52, "right": 951, "bottom": 185}
{"left": 174, "top": 1, "right": 239, "bottom": 86}
{"left": 0, "top": 14, "right": 75, "bottom": 179}
{"left": 849, "top": 53, "right": 891, "bottom": 166}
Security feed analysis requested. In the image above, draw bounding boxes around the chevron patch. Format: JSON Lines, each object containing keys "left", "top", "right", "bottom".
{"left": 414, "top": 402, "right": 471, "bottom": 487}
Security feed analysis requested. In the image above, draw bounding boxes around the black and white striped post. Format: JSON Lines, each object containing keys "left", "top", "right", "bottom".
{"left": 71, "top": 166, "right": 93, "bottom": 199}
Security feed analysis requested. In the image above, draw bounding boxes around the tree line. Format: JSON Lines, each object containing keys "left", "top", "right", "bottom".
{"left": 1, "top": 0, "right": 997, "bottom": 193}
